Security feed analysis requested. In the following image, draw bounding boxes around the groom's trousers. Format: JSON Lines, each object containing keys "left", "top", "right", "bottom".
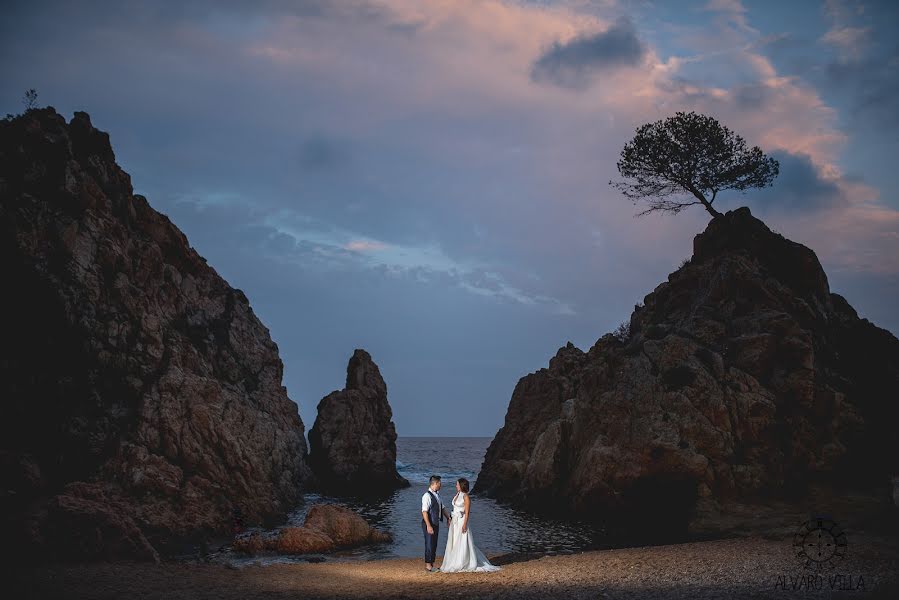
{"left": 421, "top": 519, "right": 439, "bottom": 563}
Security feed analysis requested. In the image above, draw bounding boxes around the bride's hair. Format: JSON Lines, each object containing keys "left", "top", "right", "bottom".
{"left": 457, "top": 478, "right": 470, "bottom": 493}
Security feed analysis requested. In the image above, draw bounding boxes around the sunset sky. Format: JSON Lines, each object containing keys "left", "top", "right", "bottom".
{"left": 3, "top": 0, "right": 897, "bottom": 436}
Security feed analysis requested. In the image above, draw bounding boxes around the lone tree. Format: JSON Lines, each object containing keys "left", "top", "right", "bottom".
{"left": 609, "top": 111, "right": 779, "bottom": 219}
{"left": 22, "top": 88, "right": 39, "bottom": 110}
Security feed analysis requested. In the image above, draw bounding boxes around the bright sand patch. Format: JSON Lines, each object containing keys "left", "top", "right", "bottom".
{"left": 12, "top": 534, "right": 899, "bottom": 599}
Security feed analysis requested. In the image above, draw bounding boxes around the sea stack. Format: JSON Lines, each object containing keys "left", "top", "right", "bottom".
{"left": 0, "top": 108, "right": 312, "bottom": 561}
{"left": 308, "top": 349, "right": 410, "bottom": 494}
{"left": 475, "top": 206, "right": 899, "bottom": 537}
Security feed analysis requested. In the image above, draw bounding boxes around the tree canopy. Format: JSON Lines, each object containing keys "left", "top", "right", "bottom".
{"left": 609, "top": 111, "right": 779, "bottom": 218}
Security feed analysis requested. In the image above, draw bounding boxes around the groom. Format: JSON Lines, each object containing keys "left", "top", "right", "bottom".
{"left": 421, "top": 475, "right": 453, "bottom": 572}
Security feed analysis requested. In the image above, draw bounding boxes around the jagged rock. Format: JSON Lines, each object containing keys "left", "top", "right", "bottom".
{"left": 308, "top": 349, "right": 409, "bottom": 494}
{"left": 475, "top": 207, "right": 899, "bottom": 538}
{"left": 0, "top": 108, "right": 312, "bottom": 561}
{"left": 232, "top": 504, "right": 391, "bottom": 555}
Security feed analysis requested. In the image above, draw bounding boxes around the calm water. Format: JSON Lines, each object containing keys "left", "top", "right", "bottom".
{"left": 213, "top": 437, "right": 606, "bottom": 566}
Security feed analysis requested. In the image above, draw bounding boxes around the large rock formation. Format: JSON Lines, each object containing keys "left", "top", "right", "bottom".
{"left": 308, "top": 349, "right": 409, "bottom": 494}
{"left": 0, "top": 107, "right": 312, "bottom": 561}
{"left": 475, "top": 207, "right": 898, "bottom": 537}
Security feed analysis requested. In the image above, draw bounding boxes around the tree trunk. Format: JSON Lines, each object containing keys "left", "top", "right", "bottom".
{"left": 688, "top": 186, "right": 722, "bottom": 218}
{"left": 705, "top": 204, "right": 723, "bottom": 218}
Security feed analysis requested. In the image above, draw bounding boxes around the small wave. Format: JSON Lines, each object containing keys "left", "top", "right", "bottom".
{"left": 398, "top": 469, "right": 478, "bottom": 485}
{"left": 397, "top": 470, "right": 433, "bottom": 484}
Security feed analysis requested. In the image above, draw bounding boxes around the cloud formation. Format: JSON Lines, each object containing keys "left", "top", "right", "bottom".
{"left": 744, "top": 150, "right": 846, "bottom": 213}
{"left": 812, "top": 0, "right": 899, "bottom": 131}
{"left": 531, "top": 16, "right": 646, "bottom": 89}
{"left": 2, "top": 0, "right": 897, "bottom": 434}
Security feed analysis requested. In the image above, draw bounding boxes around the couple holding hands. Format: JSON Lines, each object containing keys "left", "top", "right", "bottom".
{"left": 420, "top": 475, "right": 501, "bottom": 573}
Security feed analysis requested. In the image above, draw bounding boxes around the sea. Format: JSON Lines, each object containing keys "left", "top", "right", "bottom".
{"left": 214, "top": 437, "right": 606, "bottom": 566}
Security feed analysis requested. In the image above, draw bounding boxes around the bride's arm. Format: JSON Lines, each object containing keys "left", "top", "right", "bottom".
{"left": 442, "top": 498, "right": 453, "bottom": 523}
{"left": 462, "top": 493, "right": 470, "bottom": 533}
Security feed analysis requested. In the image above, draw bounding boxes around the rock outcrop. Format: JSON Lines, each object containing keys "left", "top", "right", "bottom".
{"left": 308, "top": 349, "right": 409, "bottom": 494}
{"left": 232, "top": 504, "right": 391, "bottom": 555}
{"left": 0, "top": 107, "right": 312, "bottom": 561}
{"left": 475, "top": 207, "right": 899, "bottom": 538}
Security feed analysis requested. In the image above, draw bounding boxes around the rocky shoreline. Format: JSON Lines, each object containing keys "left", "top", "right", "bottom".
{"left": 4, "top": 106, "right": 897, "bottom": 591}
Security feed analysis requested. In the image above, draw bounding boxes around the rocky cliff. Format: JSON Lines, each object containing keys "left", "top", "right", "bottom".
{"left": 475, "top": 207, "right": 898, "bottom": 537}
{"left": 308, "top": 349, "right": 409, "bottom": 494}
{"left": 0, "top": 107, "right": 312, "bottom": 561}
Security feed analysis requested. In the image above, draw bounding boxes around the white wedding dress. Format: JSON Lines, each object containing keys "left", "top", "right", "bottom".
{"left": 440, "top": 492, "right": 501, "bottom": 573}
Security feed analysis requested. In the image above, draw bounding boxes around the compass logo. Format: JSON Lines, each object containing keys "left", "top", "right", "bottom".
{"left": 792, "top": 516, "right": 848, "bottom": 571}
{"left": 774, "top": 516, "right": 865, "bottom": 592}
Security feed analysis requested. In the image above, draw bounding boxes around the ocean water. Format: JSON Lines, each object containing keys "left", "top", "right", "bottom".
{"left": 217, "top": 437, "right": 605, "bottom": 566}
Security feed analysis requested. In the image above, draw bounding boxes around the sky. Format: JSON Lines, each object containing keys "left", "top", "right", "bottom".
{"left": 2, "top": 0, "right": 898, "bottom": 436}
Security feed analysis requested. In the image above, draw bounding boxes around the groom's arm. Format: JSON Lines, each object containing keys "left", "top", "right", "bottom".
{"left": 422, "top": 509, "right": 434, "bottom": 531}
{"left": 422, "top": 494, "right": 435, "bottom": 533}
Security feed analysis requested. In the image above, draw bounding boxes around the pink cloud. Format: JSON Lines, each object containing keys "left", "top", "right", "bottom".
{"left": 345, "top": 239, "right": 389, "bottom": 252}
{"left": 235, "top": 0, "right": 899, "bottom": 287}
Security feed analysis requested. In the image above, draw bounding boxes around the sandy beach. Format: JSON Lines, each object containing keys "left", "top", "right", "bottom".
{"left": 12, "top": 533, "right": 899, "bottom": 600}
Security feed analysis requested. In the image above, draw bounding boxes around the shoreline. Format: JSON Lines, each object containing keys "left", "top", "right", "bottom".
{"left": 13, "top": 532, "right": 899, "bottom": 599}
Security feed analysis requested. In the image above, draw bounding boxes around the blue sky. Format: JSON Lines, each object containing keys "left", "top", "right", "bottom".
{"left": 3, "top": 0, "right": 897, "bottom": 436}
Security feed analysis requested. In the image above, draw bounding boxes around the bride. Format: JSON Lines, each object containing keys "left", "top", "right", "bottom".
{"left": 440, "top": 478, "right": 501, "bottom": 573}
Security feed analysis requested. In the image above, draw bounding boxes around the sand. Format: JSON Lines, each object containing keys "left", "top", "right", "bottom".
{"left": 11, "top": 532, "right": 899, "bottom": 600}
